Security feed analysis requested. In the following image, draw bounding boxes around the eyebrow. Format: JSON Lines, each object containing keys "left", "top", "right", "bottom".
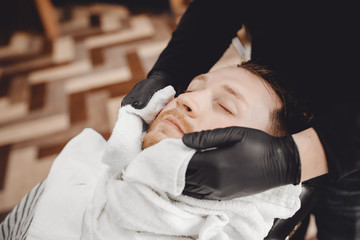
{"left": 221, "top": 85, "right": 248, "bottom": 104}
{"left": 222, "top": 85, "right": 249, "bottom": 107}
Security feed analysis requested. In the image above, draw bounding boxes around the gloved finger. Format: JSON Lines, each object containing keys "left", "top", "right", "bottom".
{"left": 125, "top": 86, "right": 175, "bottom": 124}
{"left": 121, "top": 80, "right": 153, "bottom": 109}
{"left": 182, "top": 183, "right": 213, "bottom": 199}
{"left": 121, "top": 71, "right": 175, "bottom": 109}
{"left": 182, "top": 127, "right": 250, "bottom": 149}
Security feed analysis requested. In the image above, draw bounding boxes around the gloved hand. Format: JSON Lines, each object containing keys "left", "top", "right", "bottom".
{"left": 121, "top": 71, "right": 175, "bottom": 109}
{"left": 182, "top": 127, "right": 301, "bottom": 200}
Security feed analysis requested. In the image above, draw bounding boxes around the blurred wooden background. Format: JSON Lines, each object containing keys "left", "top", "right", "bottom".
{"left": 0, "top": 0, "right": 241, "bottom": 220}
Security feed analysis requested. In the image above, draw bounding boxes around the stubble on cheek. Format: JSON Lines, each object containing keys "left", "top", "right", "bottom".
{"left": 142, "top": 109, "right": 193, "bottom": 149}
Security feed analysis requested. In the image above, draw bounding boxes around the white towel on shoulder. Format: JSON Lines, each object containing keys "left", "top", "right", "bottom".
{"left": 82, "top": 86, "right": 302, "bottom": 240}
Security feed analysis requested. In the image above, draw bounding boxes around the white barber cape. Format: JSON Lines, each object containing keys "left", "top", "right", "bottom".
{"left": 26, "top": 128, "right": 107, "bottom": 240}
{"left": 26, "top": 86, "right": 301, "bottom": 240}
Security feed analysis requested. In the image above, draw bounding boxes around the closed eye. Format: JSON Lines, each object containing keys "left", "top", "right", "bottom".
{"left": 218, "top": 103, "right": 233, "bottom": 115}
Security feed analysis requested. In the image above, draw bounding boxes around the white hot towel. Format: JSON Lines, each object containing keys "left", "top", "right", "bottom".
{"left": 102, "top": 86, "right": 176, "bottom": 175}
{"left": 81, "top": 86, "right": 302, "bottom": 240}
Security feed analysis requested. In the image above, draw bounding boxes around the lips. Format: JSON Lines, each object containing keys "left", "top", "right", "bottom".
{"left": 163, "top": 116, "right": 185, "bottom": 134}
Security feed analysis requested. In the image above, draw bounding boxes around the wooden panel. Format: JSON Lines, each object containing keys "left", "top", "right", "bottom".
{"left": 35, "top": 0, "right": 60, "bottom": 40}
{"left": 38, "top": 142, "right": 66, "bottom": 159}
{"left": 69, "top": 92, "right": 87, "bottom": 124}
{"left": 0, "top": 76, "right": 12, "bottom": 98}
{"left": 0, "top": 210, "right": 11, "bottom": 223}
{"left": 126, "top": 51, "right": 146, "bottom": 81}
{"left": 29, "top": 83, "right": 47, "bottom": 111}
{"left": 9, "top": 75, "right": 28, "bottom": 103}
{"left": 0, "top": 145, "right": 11, "bottom": 190}
{"left": 90, "top": 48, "right": 105, "bottom": 66}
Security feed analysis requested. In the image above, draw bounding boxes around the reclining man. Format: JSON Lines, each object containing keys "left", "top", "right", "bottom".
{"left": 1, "top": 61, "right": 309, "bottom": 240}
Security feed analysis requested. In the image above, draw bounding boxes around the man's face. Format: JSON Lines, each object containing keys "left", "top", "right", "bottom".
{"left": 142, "top": 67, "right": 282, "bottom": 149}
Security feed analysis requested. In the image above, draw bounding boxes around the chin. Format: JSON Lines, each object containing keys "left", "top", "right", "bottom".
{"left": 142, "top": 131, "right": 167, "bottom": 149}
{"left": 142, "top": 116, "right": 186, "bottom": 149}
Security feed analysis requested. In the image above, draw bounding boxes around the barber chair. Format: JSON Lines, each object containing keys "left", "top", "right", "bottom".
{"left": 265, "top": 184, "right": 317, "bottom": 240}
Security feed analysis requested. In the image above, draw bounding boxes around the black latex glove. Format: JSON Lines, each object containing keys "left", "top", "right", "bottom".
{"left": 121, "top": 71, "right": 175, "bottom": 109}
{"left": 182, "top": 127, "right": 301, "bottom": 200}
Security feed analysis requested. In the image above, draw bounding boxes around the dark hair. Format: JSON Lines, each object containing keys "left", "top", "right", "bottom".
{"left": 238, "top": 60, "right": 312, "bottom": 136}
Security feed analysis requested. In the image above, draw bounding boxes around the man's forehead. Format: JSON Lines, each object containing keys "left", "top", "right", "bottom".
{"left": 191, "top": 67, "right": 255, "bottom": 86}
{"left": 191, "top": 70, "right": 250, "bottom": 107}
{"left": 190, "top": 67, "right": 280, "bottom": 108}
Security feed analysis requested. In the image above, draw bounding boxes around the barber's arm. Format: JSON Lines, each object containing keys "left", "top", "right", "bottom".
{"left": 292, "top": 128, "right": 327, "bottom": 182}
{"left": 122, "top": 0, "right": 243, "bottom": 108}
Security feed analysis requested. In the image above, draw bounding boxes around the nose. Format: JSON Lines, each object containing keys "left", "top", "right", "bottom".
{"left": 176, "top": 92, "right": 201, "bottom": 118}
